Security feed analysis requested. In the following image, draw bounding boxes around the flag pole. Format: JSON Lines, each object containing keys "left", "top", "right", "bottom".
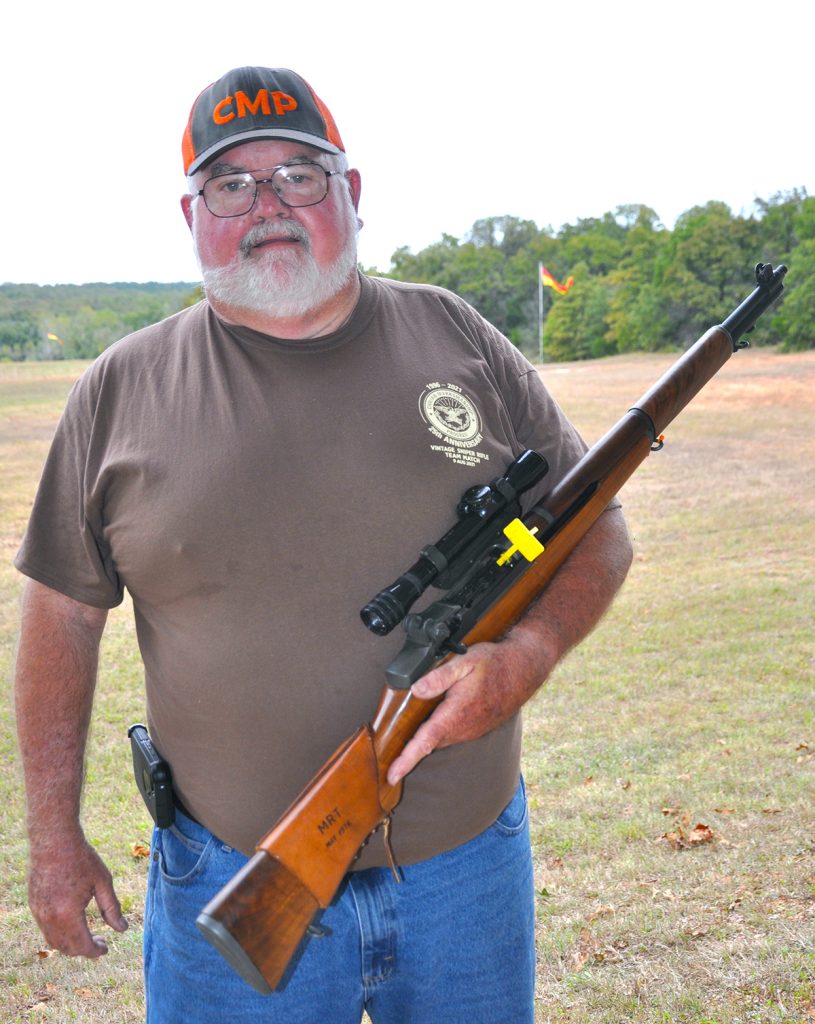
{"left": 537, "top": 262, "right": 544, "bottom": 364}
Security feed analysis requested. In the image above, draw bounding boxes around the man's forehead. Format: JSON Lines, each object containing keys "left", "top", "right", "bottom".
{"left": 203, "top": 139, "right": 326, "bottom": 176}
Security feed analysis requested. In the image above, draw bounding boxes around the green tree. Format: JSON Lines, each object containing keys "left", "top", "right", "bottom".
{"left": 558, "top": 212, "right": 626, "bottom": 277}
{"left": 770, "top": 240, "right": 815, "bottom": 351}
{"left": 467, "top": 215, "right": 541, "bottom": 258}
{"left": 388, "top": 234, "right": 462, "bottom": 291}
{"left": 605, "top": 207, "right": 671, "bottom": 352}
{"left": 793, "top": 195, "right": 815, "bottom": 242}
{"left": 0, "top": 311, "right": 39, "bottom": 360}
{"left": 754, "top": 188, "right": 810, "bottom": 262}
{"left": 542, "top": 263, "right": 613, "bottom": 361}
{"left": 657, "top": 202, "right": 760, "bottom": 348}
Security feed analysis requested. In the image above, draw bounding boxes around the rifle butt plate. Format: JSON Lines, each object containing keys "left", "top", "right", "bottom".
{"left": 196, "top": 912, "right": 272, "bottom": 995}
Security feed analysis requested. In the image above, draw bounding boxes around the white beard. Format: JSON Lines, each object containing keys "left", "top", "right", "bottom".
{"left": 200, "top": 215, "right": 359, "bottom": 320}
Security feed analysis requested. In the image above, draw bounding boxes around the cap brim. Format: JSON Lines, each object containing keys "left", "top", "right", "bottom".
{"left": 187, "top": 128, "right": 342, "bottom": 176}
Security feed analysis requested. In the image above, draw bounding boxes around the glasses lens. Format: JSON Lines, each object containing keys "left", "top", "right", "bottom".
{"left": 202, "top": 173, "right": 257, "bottom": 217}
{"left": 271, "top": 164, "right": 329, "bottom": 207}
{"left": 201, "top": 164, "right": 330, "bottom": 216}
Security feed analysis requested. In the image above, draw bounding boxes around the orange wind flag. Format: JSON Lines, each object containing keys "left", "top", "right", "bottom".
{"left": 540, "top": 265, "right": 575, "bottom": 295}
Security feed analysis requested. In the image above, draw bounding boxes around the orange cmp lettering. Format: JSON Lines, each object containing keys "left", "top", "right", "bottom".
{"left": 235, "top": 89, "right": 272, "bottom": 119}
{"left": 212, "top": 89, "right": 297, "bottom": 126}
{"left": 213, "top": 96, "right": 235, "bottom": 125}
{"left": 271, "top": 91, "right": 297, "bottom": 116}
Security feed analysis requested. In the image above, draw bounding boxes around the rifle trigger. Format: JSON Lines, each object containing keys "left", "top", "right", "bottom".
{"left": 383, "top": 815, "right": 402, "bottom": 883}
{"left": 651, "top": 434, "right": 665, "bottom": 452}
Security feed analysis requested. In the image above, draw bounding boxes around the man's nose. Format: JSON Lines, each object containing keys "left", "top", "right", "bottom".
{"left": 253, "top": 179, "right": 290, "bottom": 215}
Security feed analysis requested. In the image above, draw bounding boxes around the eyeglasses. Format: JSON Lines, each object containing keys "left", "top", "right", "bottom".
{"left": 197, "top": 163, "right": 338, "bottom": 218}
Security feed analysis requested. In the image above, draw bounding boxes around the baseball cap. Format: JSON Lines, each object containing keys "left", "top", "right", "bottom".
{"left": 182, "top": 67, "right": 345, "bottom": 176}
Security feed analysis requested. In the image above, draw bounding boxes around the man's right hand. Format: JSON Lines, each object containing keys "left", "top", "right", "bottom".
{"left": 28, "top": 836, "right": 128, "bottom": 957}
{"left": 14, "top": 580, "right": 122, "bottom": 957}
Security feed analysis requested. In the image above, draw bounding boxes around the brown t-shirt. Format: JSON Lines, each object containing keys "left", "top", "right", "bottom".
{"left": 15, "top": 274, "right": 587, "bottom": 864}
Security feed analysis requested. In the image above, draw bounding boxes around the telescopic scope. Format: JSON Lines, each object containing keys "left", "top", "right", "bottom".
{"left": 360, "top": 450, "right": 548, "bottom": 636}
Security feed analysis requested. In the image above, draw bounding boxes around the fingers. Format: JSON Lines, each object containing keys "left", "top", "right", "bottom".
{"left": 29, "top": 844, "right": 127, "bottom": 959}
{"left": 387, "top": 656, "right": 486, "bottom": 784}
{"left": 387, "top": 713, "right": 449, "bottom": 785}
{"left": 94, "top": 871, "right": 128, "bottom": 934}
{"left": 410, "top": 657, "right": 470, "bottom": 700}
{"left": 386, "top": 640, "right": 539, "bottom": 785}
{"left": 96, "top": 884, "right": 129, "bottom": 935}
{"left": 34, "top": 893, "right": 109, "bottom": 958}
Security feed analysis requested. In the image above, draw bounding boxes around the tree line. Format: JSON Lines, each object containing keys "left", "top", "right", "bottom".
{"left": 380, "top": 189, "right": 813, "bottom": 360}
{"left": 1, "top": 189, "right": 811, "bottom": 362}
{"left": 0, "top": 282, "right": 199, "bottom": 361}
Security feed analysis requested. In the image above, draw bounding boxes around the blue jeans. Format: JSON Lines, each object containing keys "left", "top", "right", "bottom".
{"left": 144, "top": 778, "right": 535, "bottom": 1023}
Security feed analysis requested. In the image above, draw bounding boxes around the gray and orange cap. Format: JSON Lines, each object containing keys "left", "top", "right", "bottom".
{"left": 182, "top": 67, "right": 345, "bottom": 177}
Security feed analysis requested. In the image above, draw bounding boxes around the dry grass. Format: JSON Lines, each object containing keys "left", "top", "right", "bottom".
{"left": 527, "top": 349, "right": 815, "bottom": 1023}
{"left": 1, "top": 349, "right": 813, "bottom": 1023}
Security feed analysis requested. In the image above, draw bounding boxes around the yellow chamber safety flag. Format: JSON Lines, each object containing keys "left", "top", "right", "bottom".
{"left": 496, "top": 519, "right": 545, "bottom": 566}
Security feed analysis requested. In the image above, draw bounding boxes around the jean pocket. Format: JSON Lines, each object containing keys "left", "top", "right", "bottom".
{"left": 157, "top": 815, "right": 214, "bottom": 884}
{"left": 490, "top": 777, "right": 528, "bottom": 837}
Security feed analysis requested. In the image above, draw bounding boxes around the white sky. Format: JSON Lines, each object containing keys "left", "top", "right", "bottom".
{"left": 3, "top": 0, "right": 811, "bottom": 285}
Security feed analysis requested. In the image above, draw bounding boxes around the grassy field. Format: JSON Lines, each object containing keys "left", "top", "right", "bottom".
{"left": 1, "top": 350, "right": 813, "bottom": 1023}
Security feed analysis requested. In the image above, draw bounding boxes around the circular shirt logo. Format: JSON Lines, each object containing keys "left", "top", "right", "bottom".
{"left": 419, "top": 385, "right": 482, "bottom": 447}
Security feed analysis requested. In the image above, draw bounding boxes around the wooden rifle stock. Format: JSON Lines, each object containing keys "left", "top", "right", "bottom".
{"left": 197, "top": 264, "right": 786, "bottom": 994}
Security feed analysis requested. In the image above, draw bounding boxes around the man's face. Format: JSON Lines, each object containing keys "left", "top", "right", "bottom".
{"left": 182, "top": 139, "right": 361, "bottom": 318}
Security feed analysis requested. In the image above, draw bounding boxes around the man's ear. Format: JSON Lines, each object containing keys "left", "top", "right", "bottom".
{"left": 345, "top": 169, "right": 362, "bottom": 213}
{"left": 181, "top": 193, "right": 194, "bottom": 231}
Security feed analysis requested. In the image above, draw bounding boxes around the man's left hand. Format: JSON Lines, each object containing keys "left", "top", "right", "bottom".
{"left": 384, "top": 506, "right": 634, "bottom": 786}
{"left": 386, "top": 633, "right": 550, "bottom": 785}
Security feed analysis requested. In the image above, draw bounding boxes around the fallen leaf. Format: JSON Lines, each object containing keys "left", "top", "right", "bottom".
{"left": 686, "top": 823, "right": 715, "bottom": 846}
{"left": 658, "top": 822, "right": 716, "bottom": 850}
{"left": 131, "top": 842, "right": 150, "bottom": 859}
{"left": 572, "top": 927, "right": 600, "bottom": 971}
{"left": 36, "top": 948, "right": 56, "bottom": 959}
{"left": 659, "top": 830, "right": 684, "bottom": 850}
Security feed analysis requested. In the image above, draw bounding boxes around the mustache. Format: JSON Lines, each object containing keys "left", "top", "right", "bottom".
{"left": 239, "top": 220, "right": 310, "bottom": 257}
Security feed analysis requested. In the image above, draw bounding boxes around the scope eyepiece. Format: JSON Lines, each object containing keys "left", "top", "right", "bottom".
{"left": 360, "top": 569, "right": 432, "bottom": 636}
{"left": 361, "top": 591, "right": 411, "bottom": 636}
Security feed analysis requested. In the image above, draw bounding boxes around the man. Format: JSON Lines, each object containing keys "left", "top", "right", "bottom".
{"left": 14, "top": 67, "right": 633, "bottom": 1023}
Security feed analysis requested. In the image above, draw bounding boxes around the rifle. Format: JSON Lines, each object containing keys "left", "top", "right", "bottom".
{"left": 196, "top": 262, "right": 786, "bottom": 994}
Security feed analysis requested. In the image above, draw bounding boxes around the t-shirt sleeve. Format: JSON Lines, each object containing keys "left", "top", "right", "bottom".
{"left": 14, "top": 372, "right": 124, "bottom": 609}
{"left": 451, "top": 296, "right": 621, "bottom": 513}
